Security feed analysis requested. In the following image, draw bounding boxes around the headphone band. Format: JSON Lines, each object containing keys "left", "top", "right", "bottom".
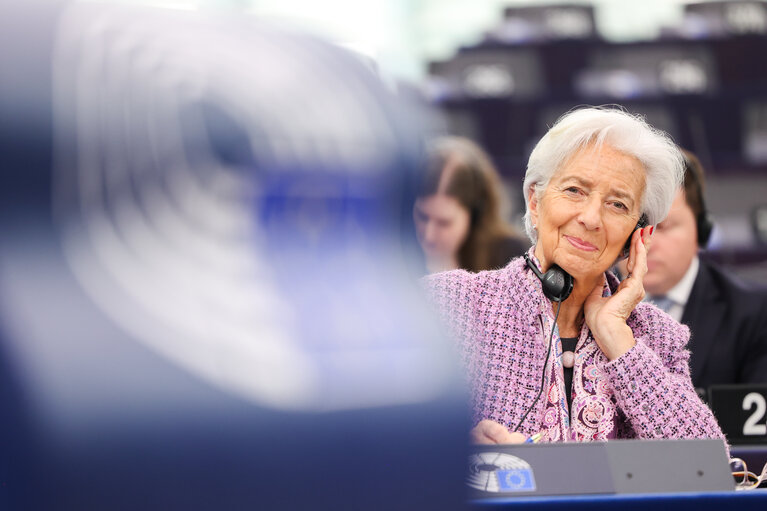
{"left": 683, "top": 151, "right": 713, "bottom": 248}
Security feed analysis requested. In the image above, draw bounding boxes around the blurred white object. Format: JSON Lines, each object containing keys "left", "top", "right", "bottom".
{"left": 39, "top": 2, "right": 455, "bottom": 415}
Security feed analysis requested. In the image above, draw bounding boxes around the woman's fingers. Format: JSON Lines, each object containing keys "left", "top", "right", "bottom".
{"left": 599, "top": 226, "right": 654, "bottom": 323}
{"left": 642, "top": 225, "right": 654, "bottom": 253}
{"left": 633, "top": 226, "right": 652, "bottom": 280}
{"left": 619, "top": 226, "right": 651, "bottom": 308}
{"left": 469, "top": 420, "right": 510, "bottom": 444}
{"left": 507, "top": 432, "right": 527, "bottom": 443}
{"left": 626, "top": 225, "right": 652, "bottom": 280}
{"left": 625, "top": 228, "right": 639, "bottom": 275}
{"left": 469, "top": 420, "right": 526, "bottom": 444}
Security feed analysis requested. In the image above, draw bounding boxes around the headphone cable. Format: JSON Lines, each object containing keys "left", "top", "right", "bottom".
{"left": 512, "top": 300, "right": 562, "bottom": 434}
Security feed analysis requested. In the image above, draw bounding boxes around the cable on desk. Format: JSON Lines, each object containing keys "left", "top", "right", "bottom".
{"left": 730, "top": 457, "right": 767, "bottom": 490}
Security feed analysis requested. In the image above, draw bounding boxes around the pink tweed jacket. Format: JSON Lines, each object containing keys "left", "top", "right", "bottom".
{"left": 422, "top": 253, "right": 726, "bottom": 444}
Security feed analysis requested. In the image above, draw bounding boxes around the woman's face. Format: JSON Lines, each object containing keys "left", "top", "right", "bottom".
{"left": 529, "top": 143, "right": 646, "bottom": 281}
{"left": 413, "top": 194, "right": 471, "bottom": 262}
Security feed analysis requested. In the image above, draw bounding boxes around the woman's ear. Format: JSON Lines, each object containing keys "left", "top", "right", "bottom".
{"left": 527, "top": 186, "right": 539, "bottom": 228}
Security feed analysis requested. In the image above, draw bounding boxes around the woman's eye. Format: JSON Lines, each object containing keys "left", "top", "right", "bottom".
{"left": 564, "top": 187, "right": 581, "bottom": 195}
{"left": 611, "top": 201, "right": 627, "bottom": 210}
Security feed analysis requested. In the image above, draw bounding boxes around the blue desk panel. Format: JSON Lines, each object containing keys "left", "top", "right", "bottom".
{"left": 473, "top": 490, "right": 767, "bottom": 510}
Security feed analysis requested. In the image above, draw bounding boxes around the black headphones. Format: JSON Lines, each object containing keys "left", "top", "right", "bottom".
{"left": 697, "top": 209, "right": 713, "bottom": 248}
{"left": 696, "top": 192, "right": 714, "bottom": 248}
{"left": 524, "top": 254, "right": 574, "bottom": 303}
{"left": 682, "top": 152, "right": 714, "bottom": 248}
{"left": 618, "top": 214, "right": 648, "bottom": 260}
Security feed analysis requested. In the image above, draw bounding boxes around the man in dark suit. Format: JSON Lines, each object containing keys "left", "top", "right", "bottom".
{"left": 643, "top": 150, "right": 767, "bottom": 391}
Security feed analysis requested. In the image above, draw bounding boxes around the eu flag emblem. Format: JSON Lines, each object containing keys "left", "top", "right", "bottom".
{"left": 496, "top": 468, "right": 536, "bottom": 491}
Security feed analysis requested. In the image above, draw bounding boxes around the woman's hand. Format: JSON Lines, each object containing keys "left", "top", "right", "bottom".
{"left": 584, "top": 226, "right": 653, "bottom": 360}
{"left": 469, "top": 420, "right": 527, "bottom": 444}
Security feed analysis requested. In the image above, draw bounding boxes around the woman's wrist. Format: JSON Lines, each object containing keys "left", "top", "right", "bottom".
{"left": 593, "top": 322, "right": 636, "bottom": 361}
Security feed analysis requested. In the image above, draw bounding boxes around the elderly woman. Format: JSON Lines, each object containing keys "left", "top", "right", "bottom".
{"left": 423, "top": 107, "right": 726, "bottom": 445}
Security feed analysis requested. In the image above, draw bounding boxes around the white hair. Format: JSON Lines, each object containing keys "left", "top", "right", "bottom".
{"left": 522, "top": 106, "right": 684, "bottom": 242}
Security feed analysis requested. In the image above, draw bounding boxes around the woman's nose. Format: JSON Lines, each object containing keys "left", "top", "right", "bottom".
{"left": 423, "top": 222, "right": 438, "bottom": 243}
{"left": 577, "top": 196, "right": 602, "bottom": 230}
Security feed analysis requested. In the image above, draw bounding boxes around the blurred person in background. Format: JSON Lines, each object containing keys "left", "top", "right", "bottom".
{"left": 642, "top": 149, "right": 767, "bottom": 390}
{"left": 422, "top": 107, "right": 726, "bottom": 446}
{"left": 413, "top": 136, "right": 527, "bottom": 273}
{"left": 0, "top": 2, "right": 467, "bottom": 508}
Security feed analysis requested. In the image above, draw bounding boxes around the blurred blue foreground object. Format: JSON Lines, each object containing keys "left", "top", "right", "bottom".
{"left": 0, "top": 1, "right": 467, "bottom": 509}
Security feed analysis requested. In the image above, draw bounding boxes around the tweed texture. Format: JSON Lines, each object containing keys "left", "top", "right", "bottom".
{"left": 422, "top": 252, "right": 726, "bottom": 445}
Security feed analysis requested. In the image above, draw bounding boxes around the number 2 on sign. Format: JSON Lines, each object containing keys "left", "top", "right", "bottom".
{"left": 742, "top": 392, "right": 767, "bottom": 436}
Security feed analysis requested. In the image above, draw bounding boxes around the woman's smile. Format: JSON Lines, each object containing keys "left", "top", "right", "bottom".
{"left": 564, "top": 235, "right": 598, "bottom": 251}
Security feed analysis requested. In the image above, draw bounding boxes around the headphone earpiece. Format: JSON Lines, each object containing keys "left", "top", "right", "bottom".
{"left": 618, "top": 213, "right": 649, "bottom": 261}
{"left": 682, "top": 150, "right": 714, "bottom": 248}
{"left": 697, "top": 210, "right": 713, "bottom": 248}
{"left": 524, "top": 254, "right": 573, "bottom": 302}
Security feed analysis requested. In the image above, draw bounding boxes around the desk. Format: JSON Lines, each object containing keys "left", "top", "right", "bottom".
{"left": 472, "top": 490, "right": 767, "bottom": 510}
